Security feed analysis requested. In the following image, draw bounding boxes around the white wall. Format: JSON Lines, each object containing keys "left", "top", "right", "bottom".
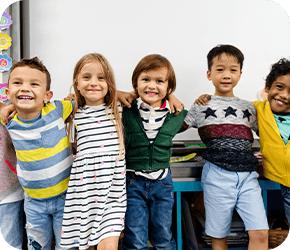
{"left": 3, "top": 0, "right": 290, "bottom": 140}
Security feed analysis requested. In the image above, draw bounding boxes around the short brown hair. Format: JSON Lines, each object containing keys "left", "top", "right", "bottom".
{"left": 132, "top": 54, "right": 176, "bottom": 100}
{"left": 9, "top": 57, "right": 51, "bottom": 90}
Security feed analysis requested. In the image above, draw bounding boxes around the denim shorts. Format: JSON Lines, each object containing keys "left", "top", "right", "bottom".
{"left": 24, "top": 192, "right": 77, "bottom": 250}
{"left": 280, "top": 184, "right": 290, "bottom": 226}
{"left": 201, "top": 161, "right": 269, "bottom": 238}
{"left": 122, "top": 170, "right": 176, "bottom": 250}
{"left": 0, "top": 200, "right": 25, "bottom": 249}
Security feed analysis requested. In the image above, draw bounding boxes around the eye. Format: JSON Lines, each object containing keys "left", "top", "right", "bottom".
{"left": 157, "top": 79, "right": 164, "bottom": 83}
{"left": 83, "top": 75, "right": 90, "bottom": 80}
{"left": 31, "top": 83, "right": 39, "bottom": 86}
{"left": 276, "top": 85, "right": 283, "bottom": 90}
{"left": 13, "top": 81, "right": 21, "bottom": 85}
{"left": 98, "top": 76, "right": 105, "bottom": 80}
{"left": 231, "top": 69, "right": 237, "bottom": 72}
{"left": 217, "top": 68, "right": 223, "bottom": 72}
{"left": 142, "top": 78, "right": 149, "bottom": 82}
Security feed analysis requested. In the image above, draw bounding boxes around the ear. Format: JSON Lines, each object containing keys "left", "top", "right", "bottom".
{"left": 6, "top": 88, "right": 10, "bottom": 100}
{"left": 264, "top": 86, "right": 269, "bottom": 93}
{"left": 207, "top": 70, "right": 212, "bottom": 81}
{"left": 44, "top": 91, "right": 53, "bottom": 103}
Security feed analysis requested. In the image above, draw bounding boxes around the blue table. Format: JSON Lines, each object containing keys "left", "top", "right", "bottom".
{"left": 173, "top": 178, "right": 281, "bottom": 250}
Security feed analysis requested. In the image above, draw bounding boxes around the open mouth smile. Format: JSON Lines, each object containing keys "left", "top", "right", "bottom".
{"left": 17, "top": 95, "right": 34, "bottom": 100}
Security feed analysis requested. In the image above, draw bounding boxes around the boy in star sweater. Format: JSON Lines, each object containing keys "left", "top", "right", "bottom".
{"left": 180, "top": 45, "right": 269, "bottom": 250}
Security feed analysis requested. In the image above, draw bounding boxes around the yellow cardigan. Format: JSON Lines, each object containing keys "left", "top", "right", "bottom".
{"left": 254, "top": 100, "right": 290, "bottom": 187}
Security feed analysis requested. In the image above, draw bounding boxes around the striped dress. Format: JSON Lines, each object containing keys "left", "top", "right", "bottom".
{"left": 61, "top": 104, "right": 126, "bottom": 249}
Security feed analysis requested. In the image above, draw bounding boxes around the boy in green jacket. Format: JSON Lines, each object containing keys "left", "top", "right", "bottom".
{"left": 122, "top": 54, "right": 187, "bottom": 250}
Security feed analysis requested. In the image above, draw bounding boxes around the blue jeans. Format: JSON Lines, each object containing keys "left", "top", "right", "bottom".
{"left": 0, "top": 200, "right": 25, "bottom": 249}
{"left": 123, "top": 171, "right": 176, "bottom": 250}
{"left": 24, "top": 192, "right": 77, "bottom": 250}
{"left": 280, "top": 184, "right": 290, "bottom": 226}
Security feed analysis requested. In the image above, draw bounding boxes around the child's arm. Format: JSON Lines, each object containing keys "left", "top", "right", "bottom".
{"left": 168, "top": 94, "right": 184, "bottom": 115}
{"left": 117, "top": 90, "right": 136, "bottom": 108}
{"left": 0, "top": 104, "right": 16, "bottom": 124}
{"left": 194, "top": 94, "right": 212, "bottom": 106}
{"left": 0, "top": 102, "right": 6, "bottom": 111}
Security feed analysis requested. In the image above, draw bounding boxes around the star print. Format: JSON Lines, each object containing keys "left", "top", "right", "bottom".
{"left": 202, "top": 107, "right": 217, "bottom": 119}
{"left": 278, "top": 117, "right": 286, "bottom": 123}
{"left": 224, "top": 106, "right": 237, "bottom": 117}
{"left": 243, "top": 109, "right": 252, "bottom": 121}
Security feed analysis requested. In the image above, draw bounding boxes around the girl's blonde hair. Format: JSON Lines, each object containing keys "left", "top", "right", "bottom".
{"left": 67, "top": 53, "right": 125, "bottom": 158}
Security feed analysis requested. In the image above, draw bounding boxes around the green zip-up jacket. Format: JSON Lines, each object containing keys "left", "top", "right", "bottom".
{"left": 123, "top": 100, "right": 187, "bottom": 171}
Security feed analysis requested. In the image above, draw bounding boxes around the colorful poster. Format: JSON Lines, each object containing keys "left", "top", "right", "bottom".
{"left": 0, "top": 33, "right": 12, "bottom": 50}
{"left": 0, "top": 54, "right": 12, "bottom": 72}
{"left": 0, "top": 83, "right": 8, "bottom": 100}
{"left": 0, "top": 12, "right": 13, "bottom": 30}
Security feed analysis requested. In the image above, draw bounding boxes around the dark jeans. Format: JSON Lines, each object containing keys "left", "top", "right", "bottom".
{"left": 123, "top": 171, "right": 176, "bottom": 250}
{"left": 281, "top": 184, "right": 290, "bottom": 226}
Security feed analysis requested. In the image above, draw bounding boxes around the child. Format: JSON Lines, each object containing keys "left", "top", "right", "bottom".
{"left": 0, "top": 102, "right": 25, "bottom": 250}
{"left": 196, "top": 58, "right": 290, "bottom": 227}
{"left": 253, "top": 58, "right": 290, "bottom": 225}
{"left": 60, "top": 53, "right": 126, "bottom": 250}
{"left": 122, "top": 54, "right": 187, "bottom": 250}
{"left": 181, "top": 45, "right": 269, "bottom": 250}
{"left": 0, "top": 57, "right": 77, "bottom": 250}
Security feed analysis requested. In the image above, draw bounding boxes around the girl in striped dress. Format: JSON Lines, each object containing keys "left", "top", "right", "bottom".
{"left": 60, "top": 53, "right": 126, "bottom": 250}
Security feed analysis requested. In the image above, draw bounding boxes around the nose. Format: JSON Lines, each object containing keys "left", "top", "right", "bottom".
{"left": 90, "top": 76, "right": 98, "bottom": 86}
{"left": 222, "top": 71, "right": 231, "bottom": 79}
{"left": 280, "top": 89, "right": 290, "bottom": 101}
{"left": 147, "top": 80, "right": 156, "bottom": 89}
{"left": 20, "top": 83, "right": 30, "bottom": 92}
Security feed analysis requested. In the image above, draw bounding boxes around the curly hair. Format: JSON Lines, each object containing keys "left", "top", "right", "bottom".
{"left": 265, "top": 58, "right": 290, "bottom": 89}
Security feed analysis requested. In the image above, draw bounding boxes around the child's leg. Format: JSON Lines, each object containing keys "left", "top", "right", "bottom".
{"left": 122, "top": 172, "right": 149, "bottom": 250}
{"left": 149, "top": 171, "right": 176, "bottom": 250}
{"left": 248, "top": 230, "right": 268, "bottom": 250}
{"left": 0, "top": 200, "right": 25, "bottom": 249}
{"left": 24, "top": 194, "right": 53, "bottom": 250}
{"left": 96, "top": 236, "right": 119, "bottom": 250}
{"left": 201, "top": 162, "right": 236, "bottom": 241}
{"left": 235, "top": 171, "right": 269, "bottom": 250}
{"left": 211, "top": 237, "right": 228, "bottom": 250}
{"left": 280, "top": 184, "right": 290, "bottom": 226}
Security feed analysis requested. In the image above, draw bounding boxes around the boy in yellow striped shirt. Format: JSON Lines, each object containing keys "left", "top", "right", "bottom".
{"left": 0, "top": 57, "right": 77, "bottom": 250}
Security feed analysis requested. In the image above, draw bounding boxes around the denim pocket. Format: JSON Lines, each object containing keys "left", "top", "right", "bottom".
{"left": 126, "top": 172, "right": 136, "bottom": 189}
{"left": 41, "top": 126, "right": 60, "bottom": 148}
{"left": 281, "top": 184, "right": 290, "bottom": 197}
{"left": 158, "top": 173, "right": 173, "bottom": 189}
{"left": 24, "top": 193, "right": 32, "bottom": 202}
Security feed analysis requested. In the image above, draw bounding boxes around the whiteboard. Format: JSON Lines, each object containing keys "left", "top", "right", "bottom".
{"left": 3, "top": 0, "right": 290, "bottom": 139}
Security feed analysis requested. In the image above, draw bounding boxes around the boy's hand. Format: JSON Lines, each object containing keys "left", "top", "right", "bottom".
{"left": 1, "top": 104, "right": 16, "bottom": 124}
{"left": 64, "top": 93, "right": 76, "bottom": 101}
{"left": 117, "top": 90, "right": 136, "bottom": 108}
{"left": 168, "top": 94, "right": 184, "bottom": 116}
{"left": 194, "top": 94, "right": 212, "bottom": 106}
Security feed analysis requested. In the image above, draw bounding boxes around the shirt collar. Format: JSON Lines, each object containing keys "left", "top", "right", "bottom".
{"left": 136, "top": 97, "right": 172, "bottom": 113}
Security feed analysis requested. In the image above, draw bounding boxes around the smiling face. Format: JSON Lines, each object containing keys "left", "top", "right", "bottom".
{"left": 7, "top": 66, "right": 53, "bottom": 119}
{"left": 265, "top": 73, "right": 290, "bottom": 113}
{"left": 137, "top": 67, "right": 168, "bottom": 108}
{"left": 76, "top": 61, "right": 108, "bottom": 106}
{"left": 207, "top": 53, "right": 242, "bottom": 97}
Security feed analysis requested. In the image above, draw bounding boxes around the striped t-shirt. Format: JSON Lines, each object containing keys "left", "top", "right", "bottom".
{"left": 1, "top": 100, "right": 74, "bottom": 199}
